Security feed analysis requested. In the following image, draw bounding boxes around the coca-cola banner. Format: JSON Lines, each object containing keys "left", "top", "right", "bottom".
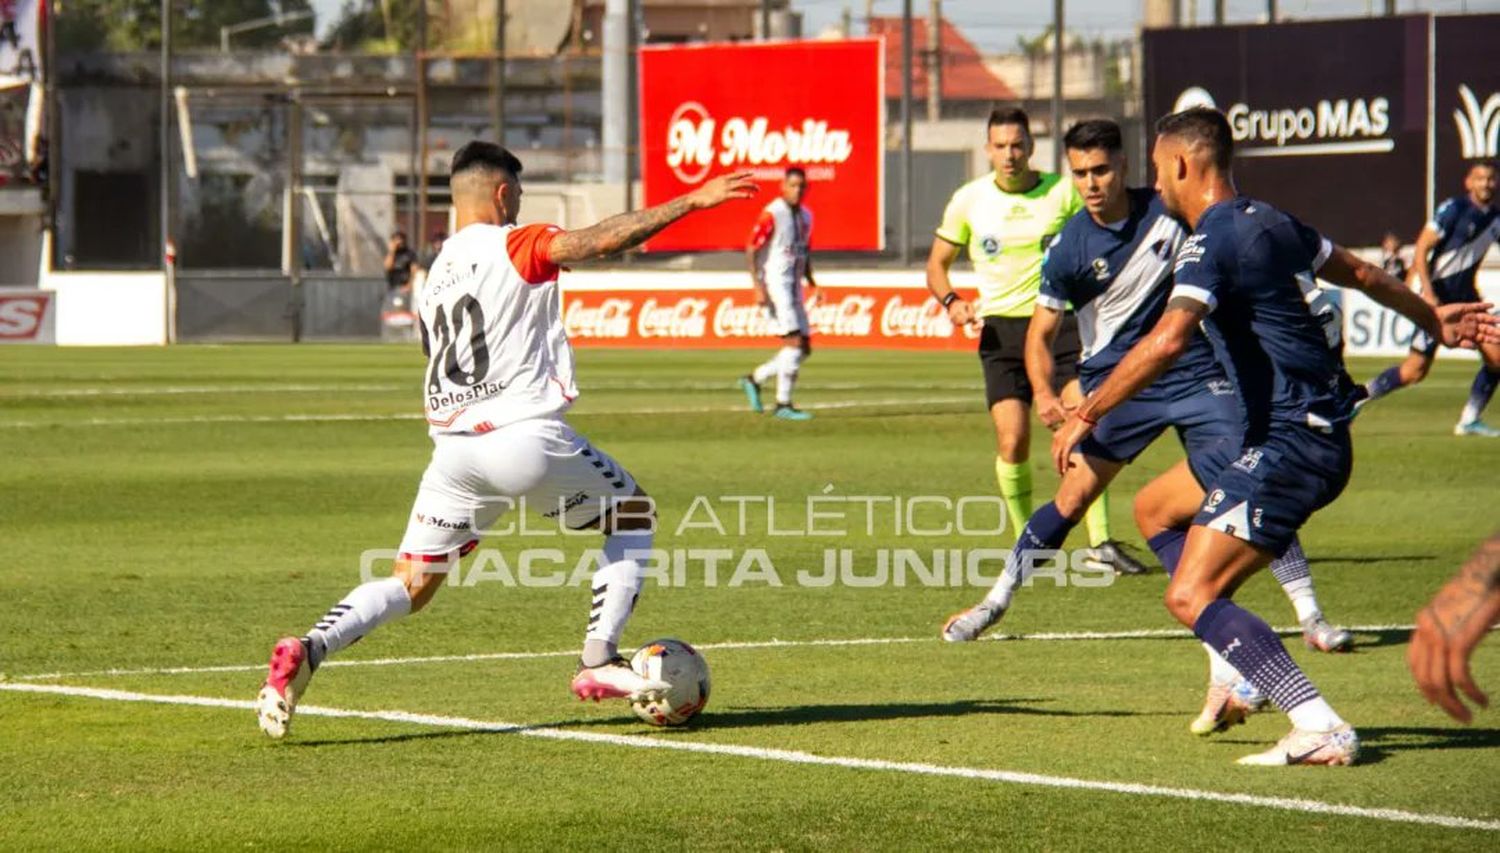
{"left": 638, "top": 39, "right": 884, "bottom": 252}
{"left": 560, "top": 272, "right": 977, "bottom": 350}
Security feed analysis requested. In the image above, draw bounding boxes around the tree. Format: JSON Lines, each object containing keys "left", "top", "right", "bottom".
{"left": 57, "top": 1, "right": 316, "bottom": 52}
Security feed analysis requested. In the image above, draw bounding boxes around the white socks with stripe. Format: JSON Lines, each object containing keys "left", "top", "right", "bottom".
{"left": 581, "top": 529, "right": 654, "bottom": 666}
{"left": 304, "top": 576, "right": 412, "bottom": 668}
{"left": 775, "top": 346, "right": 804, "bottom": 405}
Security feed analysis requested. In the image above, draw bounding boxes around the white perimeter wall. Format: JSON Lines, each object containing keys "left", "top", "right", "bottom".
{"left": 43, "top": 271, "right": 168, "bottom": 346}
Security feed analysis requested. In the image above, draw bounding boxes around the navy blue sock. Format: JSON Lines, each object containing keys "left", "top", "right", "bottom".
{"left": 1365, "top": 365, "right": 1405, "bottom": 400}
{"left": 1015, "top": 502, "right": 1075, "bottom": 554}
{"left": 1193, "top": 599, "right": 1321, "bottom": 712}
{"left": 1461, "top": 367, "right": 1500, "bottom": 422}
{"left": 1146, "top": 528, "right": 1187, "bottom": 578}
{"left": 986, "top": 502, "right": 1077, "bottom": 607}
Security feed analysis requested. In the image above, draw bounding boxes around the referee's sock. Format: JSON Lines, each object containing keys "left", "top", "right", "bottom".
{"left": 995, "top": 458, "right": 1033, "bottom": 542}
{"left": 1083, "top": 488, "right": 1111, "bottom": 546}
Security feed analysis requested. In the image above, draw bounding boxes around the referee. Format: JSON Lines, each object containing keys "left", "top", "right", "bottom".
{"left": 925, "top": 107, "right": 1143, "bottom": 573}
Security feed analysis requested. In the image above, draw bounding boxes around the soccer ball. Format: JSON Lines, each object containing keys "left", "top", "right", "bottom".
{"left": 629, "top": 638, "right": 711, "bottom": 726}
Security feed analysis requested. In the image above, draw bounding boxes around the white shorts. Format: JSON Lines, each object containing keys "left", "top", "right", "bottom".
{"left": 396, "top": 417, "right": 639, "bottom": 562}
{"left": 767, "top": 279, "right": 809, "bottom": 337}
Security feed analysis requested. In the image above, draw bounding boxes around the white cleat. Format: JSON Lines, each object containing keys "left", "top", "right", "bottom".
{"left": 1302, "top": 615, "right": 1353, "bottom": 653}
{"left": 1190, "top": 677, "right": 1266, "bottom": 736}
{"left": 1237, "top": 723, "right": 1360, "bottom": 766}
{"left": 1454, "top": 420, "right": 1500, "bottom": 438}
{"left": 256, "top": 636, "right": 313, "bottom": 739}
{"left": 571, "top": 656, "right": 670, "bottom": 703}
{"left": 941, "top": 601, "right": 1006, "bottom": 642}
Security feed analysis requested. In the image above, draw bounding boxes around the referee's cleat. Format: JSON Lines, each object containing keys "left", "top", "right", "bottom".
{"left": 942, "top": 601, "right": 1006, "bottom": 642}
{"left": 738, "top": 375, "right": 764, "bottom": 414}
{"left": 1093, "top": 540, "right": 1150, "bottom": 575}
{"left": 1237, "top": 724, "right": 1359, "bottom": 766}
{"left": 1453, "top": 419, "right": 1500, "bottom": 437}
{"left": 773, "top": 404, "right": 813, "bottom": 421}
{"left": 1302, "top": 615, "right": 1354, "bottom": 653}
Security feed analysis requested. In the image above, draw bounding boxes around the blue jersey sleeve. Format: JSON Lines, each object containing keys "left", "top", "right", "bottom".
{"left": 1169, "top": 230, "right": 1232, "bottom": 311}
{"left": 1428, "top": 198, "right": 1462, "bottom": 239}
{"left": 1037, "top": 239, "right": 1074, "bottom": 311}
{"left": 1285, "top": 212, "right": 1333, "bottom": 272}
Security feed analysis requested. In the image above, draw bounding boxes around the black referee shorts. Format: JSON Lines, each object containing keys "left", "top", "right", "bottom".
{"left": 978, "top": 314, "right": 1081, "bottom": 408}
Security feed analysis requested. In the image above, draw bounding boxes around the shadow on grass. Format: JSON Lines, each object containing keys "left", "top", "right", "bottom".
{"left": 1346, "top": 628, "right": 1415, "bottom": 650}
{"left": 285, "top": 698, "right": 1168, "bottom": 746}
{"left": 556, "top": 697, "right": 1172, "bottom": 732}
{"left": 1308, "top": 554, "right": 1435, "bottom": 566}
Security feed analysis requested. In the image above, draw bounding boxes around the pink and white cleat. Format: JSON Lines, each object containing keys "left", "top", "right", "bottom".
{"left": 1237, "top": 724, "right": 1360, "bottom": 766}
{"left": 570, "top": 656, "right": 669, "bottom": 703}
{"left": 256, "top": 636, "right": 313, "bottom": 739}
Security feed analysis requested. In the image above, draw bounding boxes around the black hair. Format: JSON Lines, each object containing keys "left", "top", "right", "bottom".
{"left": 450, "top": 140, "right": 524, "bottom": 178}
{"left": 1155, "top": 107, "right": 1233, "bottom": 171}
{"left": 1467, "top": 159, "right": 1498, "bottom": 175}
{"left": 987, "top": 106, "right": 1031, "bottom": 139}
{"left": 1063, "top": 119, "right": 1123, "bottom": 154}
{"left": 784, "top": 166, "right": 807, "bottom": 181}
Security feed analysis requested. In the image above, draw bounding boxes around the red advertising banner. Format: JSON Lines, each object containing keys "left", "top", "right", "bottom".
{"left": 638, "top": 39, "right": 884, "bottom": 251}
{"left": 561, "top": 277, "right": 977, "bottom": 351}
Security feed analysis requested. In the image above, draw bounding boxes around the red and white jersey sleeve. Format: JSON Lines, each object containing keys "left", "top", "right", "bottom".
{"left": 753, "top": 198, "right": 812, "bottom": 286}
{"left": 416, "top": 222, "right": 578, "bottom": 435}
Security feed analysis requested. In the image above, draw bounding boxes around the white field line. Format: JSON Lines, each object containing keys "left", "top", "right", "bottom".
{"left": 0, "top": 396, "right": 978, "bottom": 429}
{"left": 7, "top": 624, "right": 1417, "bottom": 682}
{"left": 0, "top": 381, "right": 983, "bottom": 399}
{"left": 0, "top": 681, "right": 1494, "bottom": 833}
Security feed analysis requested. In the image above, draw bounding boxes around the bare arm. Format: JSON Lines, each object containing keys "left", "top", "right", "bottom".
{"left": 1320, "top": 244, "right": 1442, "bottom": 341}
{"left": 1025, "top": 306, "right": 1066, "bottom": 428}
{"left": 925, "top": 238, "right": 961, "bottom": 300}
{"left": 548, "top": 172, "right": 757, "bottom": 264}
{"left": 1409, "top": 225, "right": 1442, "bottom": 304}
{"left": 1409, "top": 532, "right": 1500, "bottom": 723}
{"left": 926, "top": 238, "right": 976, "bottom": 328}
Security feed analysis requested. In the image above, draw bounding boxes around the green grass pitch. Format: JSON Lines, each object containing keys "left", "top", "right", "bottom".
{"left": 0, "top": 345, "right": 1495, "bottom": 849}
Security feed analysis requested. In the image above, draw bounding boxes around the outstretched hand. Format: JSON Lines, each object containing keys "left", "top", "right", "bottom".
{"left": 691, "top": 172, "right": 759, "bottom": 210}
{"left": 1436, "top": 301, "right": 1500, "bottom": 349}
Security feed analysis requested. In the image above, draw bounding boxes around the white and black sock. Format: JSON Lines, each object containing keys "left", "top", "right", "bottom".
{"left": 775, "top": 346, "right": 803, "bottom": 406}
{"left": 304, "top": 576, "right": 412, "bottom": 669}
{"left": 581, "top": 529, "right": 654, "bottom": 667}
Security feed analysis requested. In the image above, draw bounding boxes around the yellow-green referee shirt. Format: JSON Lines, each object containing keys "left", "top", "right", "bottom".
{"left": 935, "top": 172, "right": 1082, "bottom": 318}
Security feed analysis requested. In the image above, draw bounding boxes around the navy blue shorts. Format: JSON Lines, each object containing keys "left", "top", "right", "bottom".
{"left": 1078, "top": 379, "right": 1241, "bottom": 470}
{"left": 1411, "top": 278, "right": 1483, "bottom": 356}
{"left": 1193, "top": 424, "right": 1353, "bottom": 554}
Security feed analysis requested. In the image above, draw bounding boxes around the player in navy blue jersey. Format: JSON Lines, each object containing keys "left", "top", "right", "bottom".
{"left": 943, "top": 119, "right": 1351, "bottom": 737}
{"left": 1051, "top": 108, "right": 1498, "bottom": 766}
{"left": 942, "top": 122, "right": 1352, "bottom": 695}
{"left": 1362, "top": 161, "right": 1500, "bottom": 436}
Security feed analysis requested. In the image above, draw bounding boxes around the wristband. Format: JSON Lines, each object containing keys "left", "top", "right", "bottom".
{"left": 1078, "top": 411, "right": 1098, "bottom": 427}
{"left": 940, "top": 292, "right": 959, "bottom": 309}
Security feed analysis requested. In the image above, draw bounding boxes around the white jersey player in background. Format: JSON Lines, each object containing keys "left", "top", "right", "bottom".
{"left": 256, "top": 141, "right": 757, "bottom": 738}
{"left": 740, "top": 167, "right": 818, "bottom": 420}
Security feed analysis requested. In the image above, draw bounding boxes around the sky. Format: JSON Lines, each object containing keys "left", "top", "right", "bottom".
{"left": 306, "top": 0, "right": 1499, "bottom": 51}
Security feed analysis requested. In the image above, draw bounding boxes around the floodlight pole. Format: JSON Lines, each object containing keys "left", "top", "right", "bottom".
{"left": 1051, "top": 0, "right": 1063, "bottom": 173}
{"left": 899, "top": 0, "right": 913, "bottom": 264}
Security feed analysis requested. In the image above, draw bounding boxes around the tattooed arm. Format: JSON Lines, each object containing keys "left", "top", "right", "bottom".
{"left": 546, "top": 172, "right": 758, "bottom": 264}
{"left": 1408, "top": 532, "right": 1500, "bottom": 723}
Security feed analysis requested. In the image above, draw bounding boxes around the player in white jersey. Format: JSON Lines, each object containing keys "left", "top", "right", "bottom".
{"left": 739, "top": 167, "right": 818, "bottom": 420}
{"left": 255, "top": 142, "right": 757, "bottom": 738}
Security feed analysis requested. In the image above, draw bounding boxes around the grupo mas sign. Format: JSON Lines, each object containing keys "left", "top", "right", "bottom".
{"left": 638, "top": 39, "right": 884, "bottom": 251}
{"left": 560, "top": 272, "right": 977, "bottom": 351}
